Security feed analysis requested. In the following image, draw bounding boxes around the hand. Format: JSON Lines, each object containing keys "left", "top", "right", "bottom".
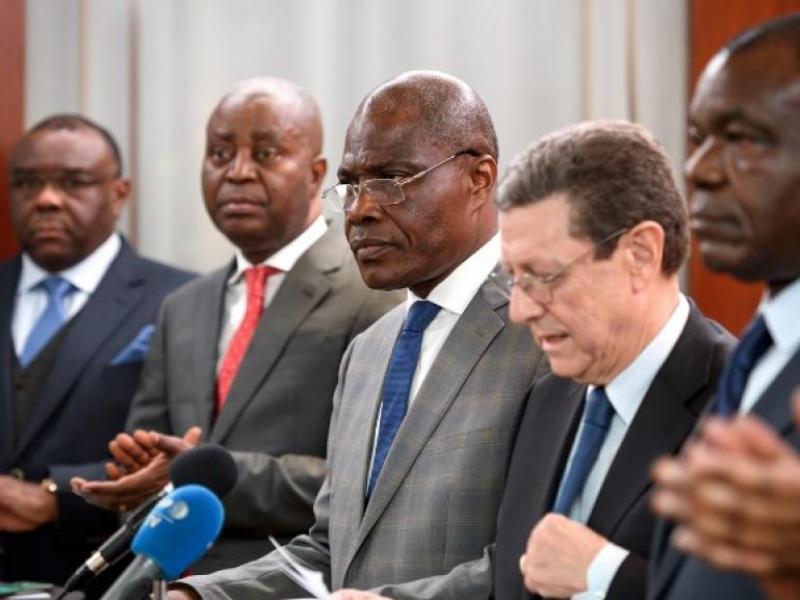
{"left": 166, "top": 588, "right": 201, "bottom": 600}
{"left": 72, "top": 427, "right": 202, "bottom": 512}
{"left": 106, "top": 426, "right": 201, "bottom": 479}
{"left": 651, "top": 389, "right": 800, "bottom": 578}
{"left": 519, "top": 513, "right": 606, "bottom": 598}
{"left": 0, "top": 476, "right": 58, "bottom": 532}
{"left": 329, "top": 591, "right": 393, "bottom": 600}
{"left": 106, "top": 429, "right": 160, "bottom": 479}
{"left": 761, "top": 575, "right": 800, "bottom": 600}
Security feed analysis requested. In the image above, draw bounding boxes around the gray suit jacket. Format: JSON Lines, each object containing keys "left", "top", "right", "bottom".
{"left": 183, "top": 278, "right": 548, "bottom": 599}
{"left": 127, "top": 227, "right": 400, "bottom": 571}
{"left": 647, "top": 343, "right": 800, "bottom": 600}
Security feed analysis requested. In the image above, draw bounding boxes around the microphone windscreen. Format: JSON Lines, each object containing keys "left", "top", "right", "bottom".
{"left": 131, "top": 484, "right": 224, "bottom": 579}
{"left": 169, "top": 444, "right": 238, "bottom": 498}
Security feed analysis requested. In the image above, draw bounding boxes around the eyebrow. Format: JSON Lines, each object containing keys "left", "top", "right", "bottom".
{"left": 336, "top": 158, "right": 424, "bottom": 180}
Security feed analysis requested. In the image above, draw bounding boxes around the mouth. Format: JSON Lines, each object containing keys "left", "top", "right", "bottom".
{"left": 29, "top": 223, "right": 68, "bottom": 240}
{"left": 217, "top": 197, "right": 266, "bottom": 217}
{"left": 349, "top": 237, "right": 394, "bottom": 261}
{"left": 690, "top": 214, "right": 744, "bottom": 244}
{"left": 535, "top": 332, "right": 570, "bottom": 353}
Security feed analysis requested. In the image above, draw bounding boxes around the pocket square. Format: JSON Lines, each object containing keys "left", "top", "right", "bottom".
{"left": 110, "top": 324, "right": 155, "bottom": 366}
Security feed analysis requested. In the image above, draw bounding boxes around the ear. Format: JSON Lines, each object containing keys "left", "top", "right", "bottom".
{"left": 308, "top": 155, "right": 328, "bottom": 198}
{"left": 109, "top": 178, "right": 131, "bottom": 219}
{"left": 623, "top": 220, "right": 664, "bottom": 291}
{"left": 465, "top": 154, "right": 497, "bottom": 212}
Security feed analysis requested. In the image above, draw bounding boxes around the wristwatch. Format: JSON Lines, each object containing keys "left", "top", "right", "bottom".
{"left": 40, "top": 478, "right": 58, "bottom": 494}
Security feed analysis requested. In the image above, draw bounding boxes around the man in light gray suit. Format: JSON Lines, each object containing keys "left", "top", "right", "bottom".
{"left": 168, "top": 71, "right": 548, "bottom": 599}
{"left": 72, "top": 78, "right": 400, "bottom": 571}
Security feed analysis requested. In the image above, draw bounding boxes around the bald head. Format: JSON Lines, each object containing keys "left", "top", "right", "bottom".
{"left": 339, "top": 70, "right": 499, "bottom": 297}
{"left": 202, "top": 77, "right": 327, "bottom": 264}
{"left": 211, "top": 77, "right": 323, "bottom": 154}
{"left": 350, "top": 70, "right": 498, "bottom": 160}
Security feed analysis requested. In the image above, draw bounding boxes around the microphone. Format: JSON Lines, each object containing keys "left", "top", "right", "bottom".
{"left": 99, "top": 484, "right": 225, "bottom": 600}
{"left": 60, "top": 445, "right": 237, "bottom": 597}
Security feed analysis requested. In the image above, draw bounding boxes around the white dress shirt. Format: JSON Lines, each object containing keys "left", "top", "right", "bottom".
{"left": 739, "top": 277, "right": 800, "bottom": 414}
{"left": 217, "top": 215, "right": 327, "bottom": 368}
{"left": 12, "top": 233, "right": 122, "bottom": 357}
{"left": 366, "top": 234, "right": 501, "bottom": 482}
{"left": 558, "top": 294, "right": 690, "bottom": 600}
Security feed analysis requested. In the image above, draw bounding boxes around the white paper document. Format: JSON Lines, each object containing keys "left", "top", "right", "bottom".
{"left": 269, "top": 536, "right": 331, "bottom": 600}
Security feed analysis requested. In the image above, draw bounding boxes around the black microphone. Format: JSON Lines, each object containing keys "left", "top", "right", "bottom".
{"left": 59, "top": 444, "right": 237, "bottom": 597}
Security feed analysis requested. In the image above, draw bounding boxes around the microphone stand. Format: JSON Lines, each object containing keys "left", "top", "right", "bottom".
{"left": 152, "top": 580, "right": 167, "bottom": 600}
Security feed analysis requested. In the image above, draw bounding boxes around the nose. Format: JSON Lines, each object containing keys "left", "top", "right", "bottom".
{"left": 345, "top": 183, "right": 382, "bottom": 226}
{"left": 226, "top": 150, "right": 257, "bottom": 181}
{"left": 508, "top": 287, "right": 547, "bottom": 324}
{"left": 31, "top": 183, "right": 65, "bottom": 211}
{"left": 684, "top": 137, "right": 725, "bottom": 190}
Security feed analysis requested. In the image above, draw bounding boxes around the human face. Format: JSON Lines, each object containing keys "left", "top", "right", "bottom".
{"left": 9, "top": 128, "right": 128, "bottom": 272}
{"left": 340, "top": 111, "right": 486, "bottom": 297}
{"left": 202, "top": 93, "right": 325, "bottom": 263}
{"left": 686, "top": 44, "right": 800, "bottom": 290}
{"left": 500, "top": 195, "right": 637, "bottom": 385}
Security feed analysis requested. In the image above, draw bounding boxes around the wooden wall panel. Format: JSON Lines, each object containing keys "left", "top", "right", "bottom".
{"left": 689, "top": 0, "right": 800, "bottom": 334}
{"left": 0, "top": 0, "right": 25, "bottom": 260}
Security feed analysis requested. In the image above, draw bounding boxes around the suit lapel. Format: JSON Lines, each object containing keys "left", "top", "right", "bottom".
{"left": 526, "top": 379, "right": 585, "bottom": 521}
{"left": 588, "top": 306, "right": 720, "bottom": 538}
{"left": 0, "top": 259, "right": 22, "bottom": 466}
{"left": 749, "top": 347, "right": 800, "bottom": 435}
{"left": 333, "top": 308, "right": 403, "bottom": 583}
{"left": 210, "top": 228, "right": 343, "bottom": 443}
{"left": 354, "top": 284, "right": 505, "bottom": 552}
{"left": 13, "top": 244, "right": 145, "bottom": 460}
{"left": 191, "top": 266, "right": 229, "bottom": 435}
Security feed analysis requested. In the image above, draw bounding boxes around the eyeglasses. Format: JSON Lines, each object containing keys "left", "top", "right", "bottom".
{"left": 322, "top": 149, "right": 476, "bottom": 213}
{"left": 11, "top": 171, "right": 117, "bottom": 197}
{"left": 490, "top": 228, "right": 629, "bottom": 304}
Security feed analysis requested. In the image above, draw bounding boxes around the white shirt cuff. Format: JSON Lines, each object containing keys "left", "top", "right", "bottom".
{"left": 572, "top": 542, "right": 629, "bottom": 599}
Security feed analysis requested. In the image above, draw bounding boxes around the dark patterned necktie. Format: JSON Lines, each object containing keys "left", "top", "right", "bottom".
{"left": 368, "top": 300, "right": 441, "bottom": 496}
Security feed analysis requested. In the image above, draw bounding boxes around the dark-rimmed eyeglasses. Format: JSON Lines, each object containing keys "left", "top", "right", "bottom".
{"left": 11, "top": 171, "right": 117, "bottom": 198}
{"left": 322, "top": 149, "right": 477, "bottom": 213}
{"left": 489, "top": 228, "right": 629, "bottom": 304}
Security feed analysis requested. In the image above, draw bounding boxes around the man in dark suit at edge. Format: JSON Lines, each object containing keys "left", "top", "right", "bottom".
{"left": 649, "top": 14, "right": 800, "bottom": 600}
{"left": 0, "top": 114, "right": 193, "bottom": 591}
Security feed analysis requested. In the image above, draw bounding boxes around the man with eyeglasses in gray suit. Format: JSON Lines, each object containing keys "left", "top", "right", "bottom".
{"left": 168, "top": 70, "right": 548, "bottom": 600}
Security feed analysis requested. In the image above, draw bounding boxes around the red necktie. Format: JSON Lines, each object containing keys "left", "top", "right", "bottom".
{"left": 215, "top": 265, "right": 280, "bottom": 415}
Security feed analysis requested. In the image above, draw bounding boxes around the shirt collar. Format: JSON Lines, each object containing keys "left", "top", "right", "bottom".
{"left": 406, "top": 234, "right": 500, "bottom": 316}
{"left": 18, "top": 232, "right": 122, "bottom": 296}
{"left": 229, "top": 215, "right": 328, "bottom": 285}
{"left": 589, "top": 293, "right": 690, "bottom": 426}
{"left": 759, "top": 277, "right": 800, "bottom": 352}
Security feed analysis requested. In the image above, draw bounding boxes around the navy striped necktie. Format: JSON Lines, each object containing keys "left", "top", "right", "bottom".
{"left": 367, "top": 300, "right": 441, "bottom": 496}
{"left": 553, "top": 387, "right": 614, "bottom": 515}
{"left": 714, "top": 314, "right": 773, "bottom": 417}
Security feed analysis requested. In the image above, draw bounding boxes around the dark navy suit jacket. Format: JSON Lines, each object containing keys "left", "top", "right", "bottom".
{"left": 648, "top": 344, "right": 800, "bottom": 600}
{"left": 0, "top": 240, "right": 193, "bottom": 588}
{"left": 494, "top": 304, "right": 734, "bottom": 600}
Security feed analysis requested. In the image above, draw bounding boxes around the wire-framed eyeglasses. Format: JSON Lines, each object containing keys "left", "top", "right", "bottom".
{"left": 322, "top": 149, "right": 477, "bottom": 213}
{"left": 489, "top": 228, "right": 629, "bottom": 304}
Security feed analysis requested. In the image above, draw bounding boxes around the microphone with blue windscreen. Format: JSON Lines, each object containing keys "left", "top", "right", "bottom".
{"left": 100, "top": 484, "right": 224, "bottom": 600}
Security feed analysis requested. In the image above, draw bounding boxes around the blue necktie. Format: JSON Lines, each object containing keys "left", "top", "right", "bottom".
{"left": 714, "top": 314, "right": 773, "bottom": 417}
{"left": 19, "top": 276, "right": 75, "bottom": 367}
{"left": 367, "top": 300, "right": 441, "bottom": 496}
{"left": 553, "top": 387, "right": 614, "bottom": 515}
